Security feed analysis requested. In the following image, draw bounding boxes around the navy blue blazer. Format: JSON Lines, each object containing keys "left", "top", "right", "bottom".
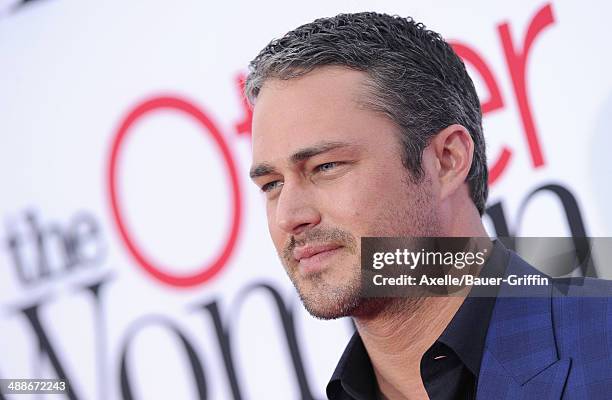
{"left": 477, "top": 250, "right": 612, "bottom": 399}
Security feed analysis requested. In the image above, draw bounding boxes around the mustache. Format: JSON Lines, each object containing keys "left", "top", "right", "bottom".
{"left": 282, "top": 227, "right": 358, "bottom": 262}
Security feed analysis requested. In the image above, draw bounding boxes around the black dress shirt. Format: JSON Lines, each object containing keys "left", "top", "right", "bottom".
{"left": 326, "top": 240, "right": 510, "bottom": 400}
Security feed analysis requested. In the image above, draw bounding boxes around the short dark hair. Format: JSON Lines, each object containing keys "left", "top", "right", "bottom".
{"left": 245, "top": 12, "right": 488, "bottom": 215}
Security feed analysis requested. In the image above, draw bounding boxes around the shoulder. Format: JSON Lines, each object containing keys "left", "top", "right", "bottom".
{"left": 504, "top": 251, "right": 612, "bottom": 349}
{"left": 552, "top": 276, "right": 612, "bottom": 297}
{"left": 551, "top": 277, "right": 612, "bottom": 325}
{"left": 550, "top": 276, "right": 612, "bottom": 321}
{"left": 549, "top": 276, "right": 612, "bottom": 359}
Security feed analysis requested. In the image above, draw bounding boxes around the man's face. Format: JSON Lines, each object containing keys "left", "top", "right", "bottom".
{"left": 250, "top": 66, "right": 441, "bottom": 319}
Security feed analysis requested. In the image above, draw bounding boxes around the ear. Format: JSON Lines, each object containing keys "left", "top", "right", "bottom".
{"left": 429, "top": 124, "right": 474, "bottom": 201}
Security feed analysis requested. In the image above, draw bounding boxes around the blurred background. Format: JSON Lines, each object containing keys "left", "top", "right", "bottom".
{"left": 1, "top": 0, "right": 612, "bottom": 398}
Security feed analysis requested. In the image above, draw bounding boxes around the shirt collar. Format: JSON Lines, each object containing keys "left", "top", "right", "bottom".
{"left": 436, "top": 239, "right": 509, "bottom": 376}
{"left": 327, "top": 332, "right": 377, "bottom": 400}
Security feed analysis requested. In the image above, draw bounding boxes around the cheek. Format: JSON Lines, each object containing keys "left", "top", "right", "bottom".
{"left": 321, "top": 181, "right": 385, "bottom": 229}
{"left": 328, "top": 169, "right": 413, "bottom": 233}
{"left": 265, "top": 204, "right": 284, "bottom": 250}
{"left": 348, "top": 170, "right": 402, "bottom": 207}
{"left": 265, "top": 201, "right": 275, "bottom": 225}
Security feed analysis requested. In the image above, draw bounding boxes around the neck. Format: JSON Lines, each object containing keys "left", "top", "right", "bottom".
{"left": 354, "top": 296, "right": 466, "bottom": 399}
{"left": 354, "top": 215, "right": 491, "bottom": 400}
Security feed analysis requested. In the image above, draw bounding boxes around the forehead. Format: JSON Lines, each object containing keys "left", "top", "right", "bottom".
{"left": 251, "top": 67, "right": 397, "bottom": 164}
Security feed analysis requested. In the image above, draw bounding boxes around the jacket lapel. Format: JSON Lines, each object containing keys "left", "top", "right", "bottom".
{"left": 477, "top": 252, "right": 571, "bottom": 399}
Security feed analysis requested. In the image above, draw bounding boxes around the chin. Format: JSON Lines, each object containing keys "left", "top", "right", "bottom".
{"left": 300, "top": 290, "right": 421, "bottom": 321}
{"left": 301, "top": 297, "right": 360, "bottom": 320}
{"left": 294, "top": 277, "right": 362, "bottom": 320}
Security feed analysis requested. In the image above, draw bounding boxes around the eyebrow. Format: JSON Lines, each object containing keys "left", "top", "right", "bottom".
{"left": 249, "top": 141, "right": 355, "bottom": 179}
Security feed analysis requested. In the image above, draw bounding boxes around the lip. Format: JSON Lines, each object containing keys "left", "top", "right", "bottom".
{"left": 293, "top": 244, "right": 343, "bottom": 275}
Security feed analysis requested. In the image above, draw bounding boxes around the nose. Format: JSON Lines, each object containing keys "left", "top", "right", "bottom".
{"left": 274, "top": 180, "right": 321, "bottom": 235}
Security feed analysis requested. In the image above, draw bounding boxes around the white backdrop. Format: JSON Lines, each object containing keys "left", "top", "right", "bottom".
{"left": 1, "top": 0, "right": 612, "bottom": 399}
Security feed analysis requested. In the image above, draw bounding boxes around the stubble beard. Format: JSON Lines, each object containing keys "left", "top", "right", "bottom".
{"left": 281, "top": 227, "right": 363, "bottom": 320}
{"left": 281, "top": 176, "right": 441, "bottom": 320}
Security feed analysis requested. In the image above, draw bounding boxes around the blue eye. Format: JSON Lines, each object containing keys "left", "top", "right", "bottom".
{"left": 317, "top": 162, "right": 338, "bottom": 172}
{"left": 261, "top": 180, "right": 283, "bottom": 192}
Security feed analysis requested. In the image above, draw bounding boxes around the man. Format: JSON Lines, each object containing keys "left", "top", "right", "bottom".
{"left": 245, "top": 12, "right": 612, "bottom": 399}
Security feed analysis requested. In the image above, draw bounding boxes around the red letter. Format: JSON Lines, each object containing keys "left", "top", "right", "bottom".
{"left": 452, "top": 42, "right": 512, "bottom": 185}
{"left": 108, "top": 96, "right": 242, "bottom": 288}
{"left": 498, "top": 3, "right": 555, "bottom": 168}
